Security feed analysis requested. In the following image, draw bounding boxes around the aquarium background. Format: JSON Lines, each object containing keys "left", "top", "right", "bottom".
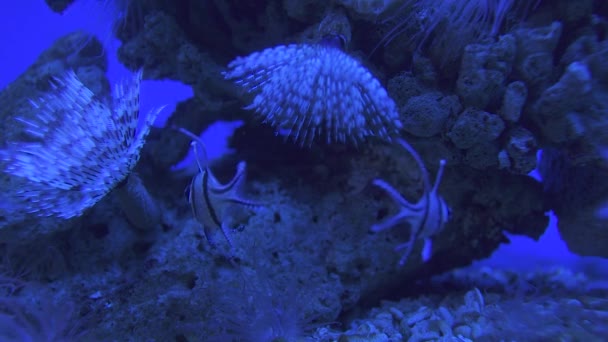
{"left": 0, "top": 0, "right": 607, "bottom": 340}
{"left": 0, "top": 1, "right": 567, "bottom": 265}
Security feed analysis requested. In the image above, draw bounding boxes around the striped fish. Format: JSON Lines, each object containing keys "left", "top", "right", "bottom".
{"left": 371, "top": 138, "right": 451, "bottom": 266}
{"left": 177, "top": 127, "right": 260, "bottom": 249}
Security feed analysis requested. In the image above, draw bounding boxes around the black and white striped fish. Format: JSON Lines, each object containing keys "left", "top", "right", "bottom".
{"left": 371, "top": 138, "right": 451, "bottom": 266}
{"left": 177, "top": 127, "right": 260, "bottom": 250}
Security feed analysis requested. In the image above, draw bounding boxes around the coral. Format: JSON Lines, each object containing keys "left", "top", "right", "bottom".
{"left": 503, "top": 127, "right": 537, "bottom": 174}
{"left": 560, "top": 34, "right": 598, "bottom": 69}
{"left": 456, "top": 34, "right": 517, "bottom": 109}
{"left": 0, "top": 70, "right": 162, "bottom": 219}
{"left": 558, "top": 204, "right": 608, "bottom": 258}
{"left": 585, "top": 40, "right": 608, "bottom": 83}
{"left": 211, "top": 0, "right": 289, "bottom": 52}
{"left": 44, "top": 0, "right": 75, "bottom": 13}
{"left": 499, "top": 81, "right": 527, "bottom": 123}
{"left": 387, "top": 72, "right": 425, "bottom": 107}
{"left": 554, "top": 36, "right": 608, "bottom": 159}
{"left": 513, "top": 22, "right": 563, "bottom": 94}
{"left": 223, "top": 43, "right": 402, "bottom": 146}
{"left": 538, "top": 149, "right": 608, "bottom": 257}
{"left": 118, "top": 11, "right": 186, "bottom": 78}
{"left": 447, "top": 108, "right": 505, "bottom": 149}
{"left": 400, "top": 93, "right": 458, "bottom": 138}
{"left": 465, "top": 142, "right": 500, "bottom": 170}
{"left": 531, "top": 61, "right": 593, "bottom": 144}
{"left": 411, "top": 53, "right": 438, "bottom": 86}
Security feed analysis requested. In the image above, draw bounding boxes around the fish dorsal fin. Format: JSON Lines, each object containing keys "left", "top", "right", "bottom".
{"left": 432, "top": 159, "right": 446, "bottom": 193}
{"left": 172, "top": 126, "right": 210, "bottom": 172}
{"left": 218, "top": 161, "right": 247, "bottom": 193}
{"left": 397, "top": 138, "right": 446, "bottom": 194}
{"left": 396, "top": 138, "right": 432, "bottom": 192}
{"left": 191, "top": 140, "right": 209, "bottom": 173}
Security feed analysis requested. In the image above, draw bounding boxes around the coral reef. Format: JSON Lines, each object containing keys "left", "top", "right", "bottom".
{"left": 400, "top": 93, "right": 457, "bottom": 138}
{"left": 447, "top": 109, "right": 505, "bottom": 150}
{"left": 456, "top": 34, "right": 516, "bottom": 110}
{"left": 0, "top": 0, "right": 606, "bottom": 340}
{"left": 513, "top": 21, "right": 563, "bottom": 95}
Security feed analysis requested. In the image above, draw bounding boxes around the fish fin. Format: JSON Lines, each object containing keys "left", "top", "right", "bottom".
{"left": 371, "top": 209, "right": 410, "bottom": 233}
{"left": 372, "top": 178, "right": 416, "bottom": 209}
{"left": 431, "top": 160, "right": 446, "bottom": 193}
{"left": 220, "top": 221, "right": 235, "bottom": 250}
{"left": 183, "top": 184, "right": 191, "bottom": 203}
{"left": 397, "top": 138, "right": 432, "bottom": 191}
{"left": 192, "top": 141, "right": 209, "bottom": 173}
{"left": 217, "top": 161, "right": 247, "bottom": 192}
{"left": 421, "top": 238, "right": 432, "bottom": 262}
{"left": 394, "top": 240, "right": 415, "bottom": 266}
{"left": 172, "top": 126, "right": 210, "bottom": 170}
{"left": 203, "top": 224, "right": 217, "bottom": 249}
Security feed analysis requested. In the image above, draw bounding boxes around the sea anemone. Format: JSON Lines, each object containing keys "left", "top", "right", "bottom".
{"left": 375, "top": 0, "right": 541, "bottom": 61}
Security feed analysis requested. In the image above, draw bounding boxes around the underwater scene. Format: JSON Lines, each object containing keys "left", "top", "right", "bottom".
{"left": 1, "top": 0, "right": 608, "bottom": 340}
